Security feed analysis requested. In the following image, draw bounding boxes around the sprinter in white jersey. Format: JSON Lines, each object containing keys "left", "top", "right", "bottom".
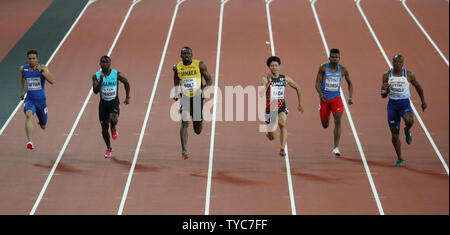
{"left": 381, "top": 54, "right": 427, "bottom": 167}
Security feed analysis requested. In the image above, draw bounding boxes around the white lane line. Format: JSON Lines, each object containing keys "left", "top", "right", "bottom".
{"left": 266, "top": 0, "right": 297, "bottom": 215}
{"left": 311, "top": 0, "right": 385, "bottom": 215}
{"left": 0, "top": 0, "right": 97, "bottom": 136}
{"left": 29, "top": 0, "right": 142, "bottom": 215}
{"left": 355, "top": 0, "right": 449, "bottom": 175}
{"left": 204, "top": 0, "right": 229, "bottom": 215}
{"left": 401, "top": 0, "right": 448, "bottom": 66}
{"left": 117, "top": 0, "right": 186, "bottom": 215}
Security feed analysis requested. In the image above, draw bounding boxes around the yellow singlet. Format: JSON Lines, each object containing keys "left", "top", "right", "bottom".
{"left": 177, "top": 59, "right": 202, "bottom": 98}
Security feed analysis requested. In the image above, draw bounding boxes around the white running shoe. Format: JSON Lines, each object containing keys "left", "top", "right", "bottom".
{"left": 332, "top": 147, "right": 341, "bottom": 157}
{"left": 27, "top": 142, "right": 34, "bottom": 150}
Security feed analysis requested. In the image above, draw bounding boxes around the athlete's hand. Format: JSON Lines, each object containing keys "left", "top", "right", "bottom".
{"left": 35, "top": 64, "right": 45, "bottom": 73}
{"left": 297, "top": 104, "right": 304, "bottom": 113}
{"left": 348, "top": 97, "right": 353, "bottom": 105}
{"left": 20, "top": 91, "right": 25, "bottom": 100}
{"left": 124, "top": 96, "right": 130, "bottom": 105}
{"left": 381, "top": 83, "right": 390, "bottom": 93}
{"left": 421, "top": 101, "right": 427, "bottom": 112}
{"left": 320, "top": 93, "right": 326, "bottom": 102}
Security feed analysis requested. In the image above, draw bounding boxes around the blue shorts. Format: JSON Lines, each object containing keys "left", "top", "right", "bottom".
{"left": 387, "top": 99, "right": 413, "bottom": 127}
{"left": 24, "top": 98, "right": 48, "bottom": 126}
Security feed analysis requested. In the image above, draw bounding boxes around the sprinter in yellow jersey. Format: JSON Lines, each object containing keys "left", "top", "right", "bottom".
{"left": 173, "top": 47, "right": 212, "bottom": 159}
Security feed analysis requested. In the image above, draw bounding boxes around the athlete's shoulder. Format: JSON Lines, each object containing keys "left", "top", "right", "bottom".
{"left": 319, "top": 63, "right": 327, "bottom": 70}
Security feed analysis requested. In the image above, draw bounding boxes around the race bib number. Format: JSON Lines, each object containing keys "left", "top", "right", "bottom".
{"left": 26, "top": 77, "right": 42, "bottom": 91}
{"left": 101, "top": 87, "right": 117, "bottom": 100}
{"left": 270, "top": 86, "right": 285, "bottom": 100}
{"left": 390, "top": 83, "right": 405, "bottom": 95}
{"left": 324, "top": 76, "right": 340, "bottom": 92}
{"left": 182, "top": 78, "right": 198, "bottom": 92}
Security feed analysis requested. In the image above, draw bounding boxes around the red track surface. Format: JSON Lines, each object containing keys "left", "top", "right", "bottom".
{"left": 0, "top": 0, "right": 53, "bottom": 61}
{"left": 0, "top": 0, "right": 448, "bottom": 215}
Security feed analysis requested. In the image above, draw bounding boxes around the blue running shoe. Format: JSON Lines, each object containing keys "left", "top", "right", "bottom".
{"left": 404, "top": 127, "right": 412, "bottom": 145}
{"left": 393, "top": 159, "right": 405, "bottom": 167}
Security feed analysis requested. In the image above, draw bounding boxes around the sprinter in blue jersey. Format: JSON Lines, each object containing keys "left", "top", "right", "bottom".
{"left": 381, "top": 54, "right": 426, "bottom": 167}
{"left": 315, "top": 48, "right": 353, "bottom": 157}
{"left": 20, "top": 50, "right": 55, "bottom": 150}
{"left": 92, "top": 56, "right": 130, "bottom": 158}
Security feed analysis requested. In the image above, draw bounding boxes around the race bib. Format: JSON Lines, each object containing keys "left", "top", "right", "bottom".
{"left": 182, "top": 78, "right": 198, "bottom": 92}
{"left": 270, "top": 86, "right": 285, "bottom": 100}
{"left": 101, "top": 87, "right": 117, "bottom": 100}
{"left": 324, "top": 76, "right": 340, "bottom": 92}
{"left": 26, "top": 77, "right": 42, "bottom": 91}
{"left": 390, "top": 83, "right": 405, "bottom": 95}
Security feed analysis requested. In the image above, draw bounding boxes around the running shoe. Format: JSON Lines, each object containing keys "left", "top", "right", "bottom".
{"left": 393, "top": 159, "right": 405, "bottom": 167}
{"left": 332, "top": 147, "right": 341, "bottom": 157}
{"left": 182, "top": 150, "right": 189, "bottom": 160}
{"left": 404, "top": 127, "right": 412, "bottom": 145}
{"left": 280, "top": 149, "right": 286, "bottom": 157}
{"left": 26, "top": 142, "right": 34, "bottom": 150}
{"left": 104, "top": 148, "right": 112, "bottom": 158}
{"left": 111, "top": 128, "right": 118, "bottom": 140}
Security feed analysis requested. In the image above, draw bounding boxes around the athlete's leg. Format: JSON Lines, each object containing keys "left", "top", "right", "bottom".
{"left": 333, "top": 112, "right": 342, "bottom": 148}
{"left": 402, "top": 111, "right": 414, "bottom": 145}
{"left": 319, "top": 100, "right": 331, "bottom": 128}
{"left": 25, "top": 110, "right": 33, "bottom": 142}
{"left": 101, "top": 123, "right": 111, "bottom": 149}
{"left": 403, "top": 112, "right": 414, "bottom": 130}
{"left": 278, "top": 111, "right": 287, "bottom": 150}
{"left": 35, "top": 101, "right": 48, "bottom": 130}
{"left": 193, "top": 121, "right": 202, "bottom": 135}
{"left": 110, "top": 113, "right": 118, "bottom": 130}
{"left": 180, "top": 118, "right": 189, "bottom": 152}
{"left": 390, "top": 125, "right": 402, "bottom": 160}
{"left": 265, "top": 111, "right": 277, "bottom": 141}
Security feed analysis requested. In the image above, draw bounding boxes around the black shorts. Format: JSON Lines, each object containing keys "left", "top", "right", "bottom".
{"left": 99, "top": 98, "right": 120, "bottom": 125}
{"left": 265, "top": 108, "right": 288, "bottom": 124}
{"left": 179, "top": 94, "right": 204, "bottom": 122}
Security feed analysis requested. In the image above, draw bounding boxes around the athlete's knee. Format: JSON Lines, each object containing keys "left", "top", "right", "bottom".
{"left": 181, "top": 121, "right": 189, "bottom": 128}
{"left": 25, "top": 111, "right": 33, "bottom": 119}
{"left": 405, "top": 118, "right": 414, "bottom": 127}
{"left": 321, "top": 120, "right": 329, "bottom": 128}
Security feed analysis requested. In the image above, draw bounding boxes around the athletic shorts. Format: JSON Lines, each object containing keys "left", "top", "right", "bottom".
{"left": 179, "top": 94, "right": 204, "bottom": 122}
{"left": 265, "top": 108, "right": 288, "bottom": 124}
{"left": 319, "top": 96, "right": 344, "bottom": 121}
{"left": 387, "top": 98, "right": 413, "bottom": 127}
{"left": 24, "top": 98, "right": 48, "bottom": 126}
{"left": 99, "top": 98, "right": 120, "bottom": 125}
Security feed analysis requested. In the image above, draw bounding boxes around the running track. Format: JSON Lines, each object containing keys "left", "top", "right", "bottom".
{"left": 0, "top": 0, "right": 447, "bottom": 215}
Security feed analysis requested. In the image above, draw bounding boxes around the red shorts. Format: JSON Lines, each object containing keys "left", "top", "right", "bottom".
{"left": 319, "top": 96, "right": 344, "bottom": 121}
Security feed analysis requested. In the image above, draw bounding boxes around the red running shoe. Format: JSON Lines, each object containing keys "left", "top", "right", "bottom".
{"left": 27, "top": 142, "right": 34, "bottom": 150}
{"left": 104, "top": 148, "right": 112, "bottom": 158}
{"left": 280, "top": 149, "right": 286, "bottom": 157}
{"left": 111, "top": 129, "right": 118, "bottom": 140}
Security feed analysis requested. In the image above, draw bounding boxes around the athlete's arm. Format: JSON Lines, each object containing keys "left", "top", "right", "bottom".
{"left": 37, "top": 64, "right": 55, "bottom": 84}
{"left": 315, "top": 64, "right": 326, "bottom": 102}
{"left": 407, "top": 70, "right": 427, "bottom": 111}
{"left": 173, "top": 64, "right": 181, "bottom": 101}
{"left": 342, "top": 66, "right": 353, "bottom": 105}
{"left": 199, "top": 61, "right": 212, "bottom": 89}
{"left": 20, "top": 66, "right": 25, "bottom": 100}
{"left": 92, "top": 74, "right": 103, "bottom": 94}
{"left": 118, "top": 72, "right": 130, "bottom": 105}
{"left": 286, "top": 76, "right": 303, "bottom": 113}
{"left": 260, "top": 76, "right": 269, "bottom": 97}
{"left": 381, "top": 71, "right": 390, "bottom": 99}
